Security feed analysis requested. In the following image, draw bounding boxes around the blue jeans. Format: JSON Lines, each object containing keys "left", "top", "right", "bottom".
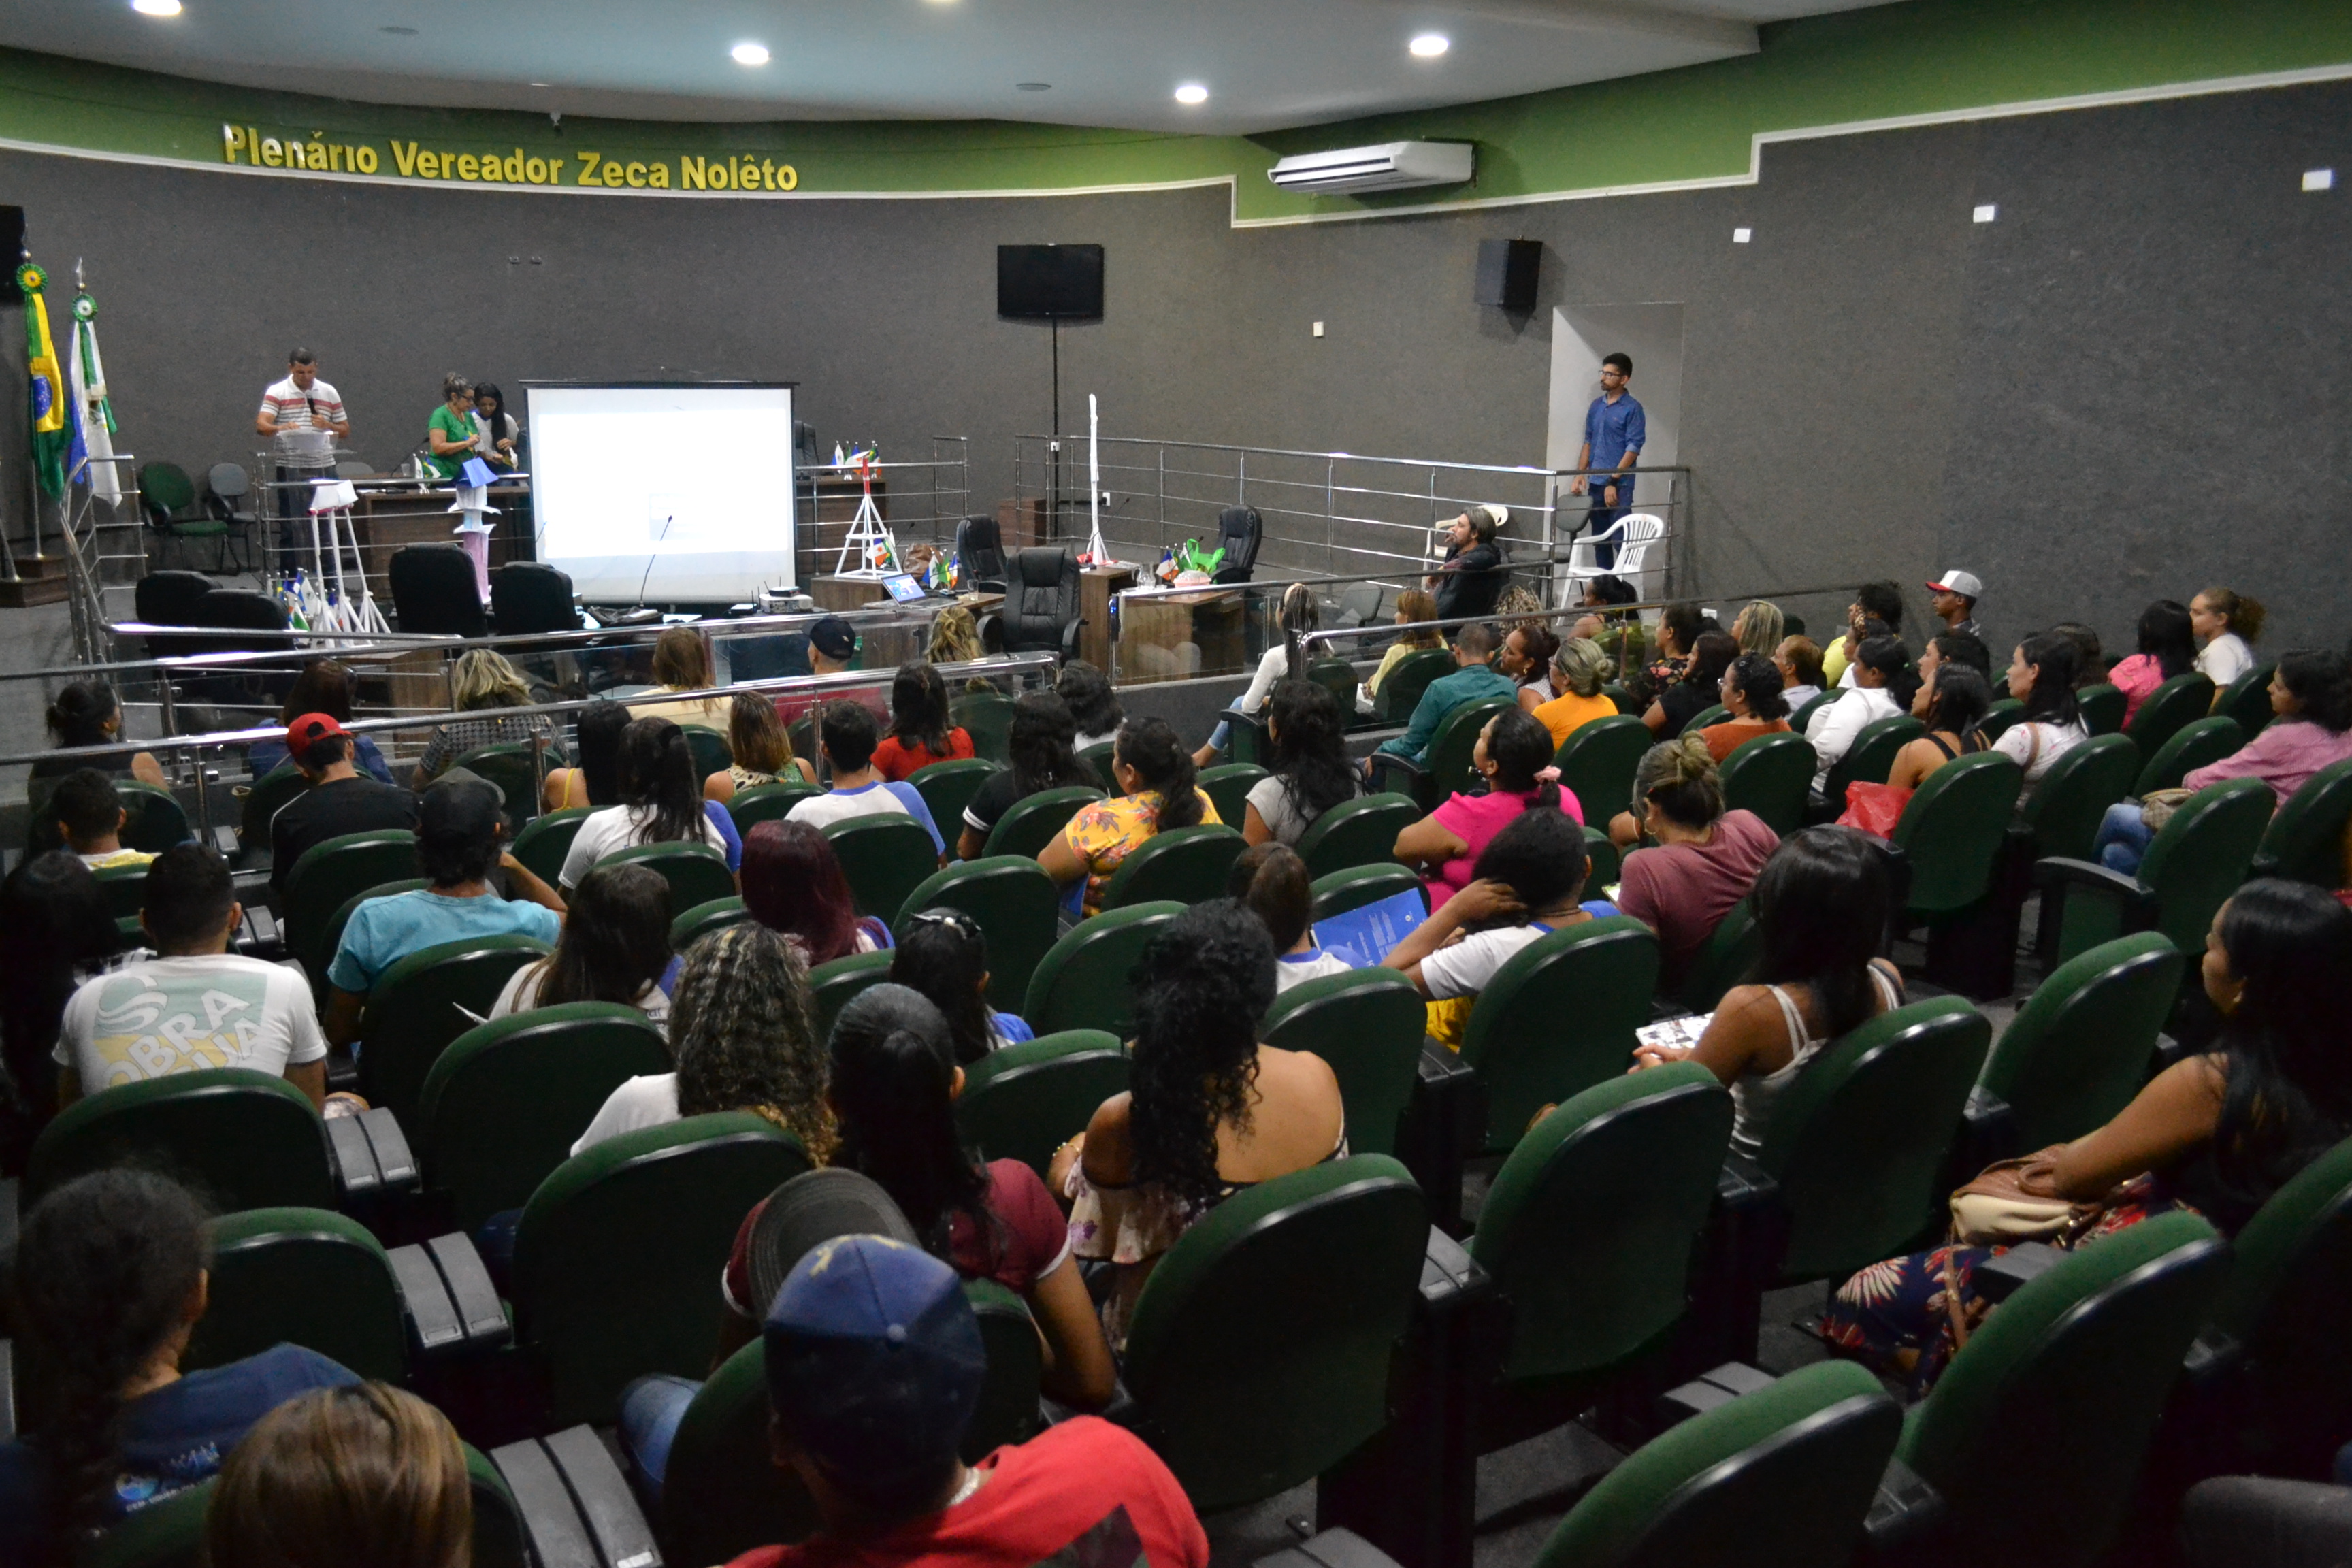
{"left": 1582, "top": 487, "right": 1629, "bottom": 568}
{"left": 618, "top": 1373, "right": 703, "bottom": 1497}
{"left": 2092, "top": 802, "right": 2155, "bottom": 875}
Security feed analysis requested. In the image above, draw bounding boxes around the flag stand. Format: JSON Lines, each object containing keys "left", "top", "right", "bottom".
{"left": 830, "top": 451, "right": 901, "bottom": 578}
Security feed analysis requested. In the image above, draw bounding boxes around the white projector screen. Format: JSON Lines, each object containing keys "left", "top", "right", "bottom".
{"left": 526, "top": 384, "right": 796, "bottom": 602}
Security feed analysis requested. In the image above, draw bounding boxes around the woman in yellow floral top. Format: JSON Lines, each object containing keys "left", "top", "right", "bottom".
{"left": 1037, "top": 717, "right": 1220, "bottom": 916}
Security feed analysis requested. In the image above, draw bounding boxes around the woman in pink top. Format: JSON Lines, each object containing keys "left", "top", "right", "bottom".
{"left": 2107, "top": 600, "right": 2197, "bottom": 728}
{"left": 1392, "top": 708, "right": 1584, "bottom": 907}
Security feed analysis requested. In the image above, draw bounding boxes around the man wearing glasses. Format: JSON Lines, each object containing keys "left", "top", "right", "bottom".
{"left": 255, "top": 348, "right": 353, "bottom": 551}
{"left": 1569, "top": 352, "right": 1644, "bottom": 570}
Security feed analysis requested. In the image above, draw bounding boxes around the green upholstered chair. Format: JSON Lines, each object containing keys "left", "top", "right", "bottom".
{"left": 1023, "top": 902, "right": 1183, "bottom": 1038}
{"left": 1976, "top": 696, "right": 2026, "bottom": 744}
{"left": 1978, "top": 932, "right": 2184, "bottom": 1154}
{"left": 1371, "top": 698, "right": 1514, "bottom": 811}
{"left": 951, "top": 690, "right": 1017, "bottom": 762}
{"left": 1788, "top": 691, "right": 1837, "bottom": 736}
{"left": 821, "top": 815, "right": 939, "bottom": 920}
{"left": 894, "top": 855, "right": 1060, "bottom": 1011}
{"left": 2076, "top": 683, "right": 2127, "bottom": 736}
{"left": 510, "top": 807, "right": 588, "bottom": 887}
{"left": 1584, "top": 825, "right": 1621, "bottom": 893}
{"left": 510, "top": 1111, "right": 813, "bottom": 1425}
{"left": 1531, "top": 1361, "right": 1899, "bottom": 1568}
{"left": 671, "top": 894, "right": 750, "bottom": 951}
{"left": 2124, "top": 671, "right": 2217, "bottom": 760}
{"left": 417, "top": 1002, "right": 672, "bottom": 1230}
{"left": 1305, "top": 655, "right": 1360, "bottom": 718}
{"left": 909, "top": 757, "right": 998, "bottom": 838}
{"left": 2217, "top": 660, "right": 2279, "bottom": 737}
{"left": 27, "top": 1068, "right": 334, "bottom": 1213}
{"left": 109, "top": 781, "right": 193, "bottom": 854}
{"left": 1898, "top": 1211, "right": 2228, "bottom": 1568}
{"left": 93, "top": 860, "right": 151, "bottom": 923}
{"left": 1678, "top": 702, "right": 1729, "bottom": 736}
{"left": 238, "top": 762, "right": 308, "bottom": 854}
{"left": 1755, "top": 996, "right": 1991, "bottom": 1282}
{"left": 453, "top": 742, "right": 548, "bottom": 825}
{"left": 1101, "top": 823, "right": 1247, "bottom": 910}
{"left": 282, "top": 828, "right": 418, "bottom": 985}
{"left": 1718, "top": 732, "right": 1815, "bottom": 836}
{"left": 1311, "top": 864, "right": 1425, "bottom": 924}
{"left": 600, "top": 840, "right": 736, "bottom": 914}
{"left": 2038, "top": 777, "right": 2273, "bottom": 966}
{"left": 2250, "top": 757, "right": 2352, "bottom": 885}
{"left": 1119, "top": 1156, "right": 1426, "bottom": 1513}
{"left": 1676, "top": 898, "right": 1759, "bottom": 1015}
{"left": 956, "top": 1029, "right": 1128, "bottom": 1177}
{"left": 985, "top": 785, "right": 1104, "bottom": 860}
{"left": 808, "top": 949, "right": 894, "bottom": 1041}
{"left": 1377, "top": 648, "right": 1456, "bottom": 725}
{"left": 1891, "top": 751, "right": 2023, "bottom": 922}
{"left": 726, "top": 782, "right": 822, "bottom": 836}
{"left": 185, "top": 1206, "right": 410, "bottom": 1382}
{"left": 355, "top": 934, "right": 551, "bottom": 1126}
{"left": 680, "top": 724, "right": 733, "bottom": 782}
{"left": 2134, "top": 715, "right": 2243, "bottom": 796}
{"left": 1295, "top": 792, "right": 1418, "bottom": 879}
{"left": 1198, "top": 762, "right": 1268, "bottom": 831}
{"left": 2202, "top": 1132, "right": 2352, "bottom": 1473}
{"left": 1552, "top": 715, "right": 1653, "bottom": 825}
{"left": 1261, "top": 968, "right": 1424, "bottom": 1157}
{"left": 1459, "top": 917, "right": 1659, "bottom": 1154}
{"left": 2015, "top": 734, "right": 2140, "bottom": 863}
{"left": 1818, "top": 713, "right": 1923, "bottom": 809}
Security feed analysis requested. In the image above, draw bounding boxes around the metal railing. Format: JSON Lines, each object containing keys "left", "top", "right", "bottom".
{"left": 794, "top": 439, "right": 970, "bottom": 585}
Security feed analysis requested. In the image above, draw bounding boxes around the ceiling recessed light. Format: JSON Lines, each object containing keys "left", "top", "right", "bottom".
{"left": 378, "top": 24, "right": 416, "bottom": 34}
{"left": 731, "top": 42, "right": 770, "bottom": 65}
{"left": 1409, "top": 33, "right": 1448, "bottom": 57}
{"left": 1174, "top": 82, "right": 1209, "bottom": 105}
{"left": 132, "top": 0, "right": 182, "bottom": 14}
{"left": 1017, "top": 82, "right": 1051, "bottom": 91}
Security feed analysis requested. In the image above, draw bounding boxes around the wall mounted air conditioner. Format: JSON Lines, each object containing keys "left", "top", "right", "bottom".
{"left": 1267, "top": 140, "right": 1474, "bottom": 195}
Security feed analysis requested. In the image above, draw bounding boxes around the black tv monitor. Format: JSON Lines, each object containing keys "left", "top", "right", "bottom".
{"left": 997, "top": 244, "right": 1103, "bottom": 319}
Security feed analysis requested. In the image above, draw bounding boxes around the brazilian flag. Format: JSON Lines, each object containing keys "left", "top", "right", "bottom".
{"left": 19, "top": 260, "right": 81, "bottom": 497}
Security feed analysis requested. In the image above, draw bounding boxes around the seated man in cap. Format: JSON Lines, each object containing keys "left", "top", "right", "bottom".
{"left": 729, "top": 1233, "right": 1207, "bottom": 1568}
{"left": 321, "top": 779, "right": 565, "bottom": 1049}
{"left": 267, "top": 712, "right": 419, "bottom": 892}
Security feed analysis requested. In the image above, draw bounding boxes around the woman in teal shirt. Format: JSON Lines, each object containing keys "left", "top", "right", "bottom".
{"left": 424, "top": 373, "right": 480, "bottom": 478}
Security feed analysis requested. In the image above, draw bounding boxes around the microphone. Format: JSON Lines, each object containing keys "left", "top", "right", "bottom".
{"left": 637, "top": 512, "right": 676, "bottom": 610}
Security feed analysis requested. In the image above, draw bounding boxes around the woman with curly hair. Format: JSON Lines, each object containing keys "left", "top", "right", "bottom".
{"left": 571, "top": 921, "right": 833, "bottom": 1160}
{"left": 1243, "top": 680, "right": 1358, "bottom": 847}
{"left": 1049, "top": 901, "right": 1345, "bottom": 1348}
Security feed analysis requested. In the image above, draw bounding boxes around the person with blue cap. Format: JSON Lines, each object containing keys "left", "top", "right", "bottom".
{"left": 731, "top": 1234, "right": 1207, "bottom": 1568}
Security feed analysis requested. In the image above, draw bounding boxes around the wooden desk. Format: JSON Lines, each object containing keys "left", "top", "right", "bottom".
{"left": 347, "top": 484, "right": 523, "bottom": 601}
{"left": 1119, "top": 586, "right": 1248, "bottom": 685}
{"left": 811, "top": 575, "right": 895, "bottom": 613}
{"left": 1080, "top": 566, "right": 1135, "bottom": 672}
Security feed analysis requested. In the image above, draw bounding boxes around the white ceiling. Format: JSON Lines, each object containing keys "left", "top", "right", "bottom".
{"left": 5, "top": 0, "right": 1899, "bottom": 136}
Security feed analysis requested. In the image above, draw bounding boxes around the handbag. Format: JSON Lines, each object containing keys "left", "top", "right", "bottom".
{"left": 2138, "top": 787, "right": 2194, "bottom": 832}
{"left": 1948, "top": 1149, "right": 2127, "bottom": 1246}
{"left": 1835, "top": 779, "right": 1912, "bottom": 839}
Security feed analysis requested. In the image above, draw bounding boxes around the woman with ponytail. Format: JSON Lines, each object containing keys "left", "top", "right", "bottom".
{"left": 1614, "top": 736, "right": 1780, "bottom": 989}
{"left": 889, "top": 906, "right": 1034, "bottom": 1062}
{"left": 0, "top": 1171, "right": 356, "bottom": 1565}
{"left": 557, "top": 715, "right": 736, "bottom": 889}
{"left": 1041, "top": 716, "right": 1217, "bottom": 917}
{"left": 29, "top": 681, "right": 165, "bottom": 792}
{"left": 1195, "top": 581, "right": 1322, "bottom": 766}
{"left": 1393, "top": 706, "right": 1585, "bottom": 909}
{"left": 2191, "top": 585, "right": 2266, "bottom": 687}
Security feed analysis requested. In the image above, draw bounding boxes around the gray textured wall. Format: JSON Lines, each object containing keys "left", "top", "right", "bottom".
{"left": 3, "top": 76, "right": 2345, "bottom": 653}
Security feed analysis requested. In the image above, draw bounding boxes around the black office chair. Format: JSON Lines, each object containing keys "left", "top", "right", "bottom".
{"left": 992, "top": 548, "right": 1083, "bottom": 660}
{"left": 956, "top": 516, "right": 1008, "bottom": 593}
{"left": 491, "top": 563, "right": 577, "bottom": 636}
{"left": 135, "top": 572, "right": 220, "bottom": 662}
{"left": 391, "top": 546, "right": 489, "bottom": 638}
{"left": 1211, "top": 506, "right": 1264, "bottom": 584}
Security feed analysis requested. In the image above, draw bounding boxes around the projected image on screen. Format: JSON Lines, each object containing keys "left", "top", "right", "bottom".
{"left": 525, "top": 384, "right": 796, "bottom": 602}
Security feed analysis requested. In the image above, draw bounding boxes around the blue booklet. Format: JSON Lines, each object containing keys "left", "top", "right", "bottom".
{"left": 1311, "top": 887, "right": 1431, "bottom": 970}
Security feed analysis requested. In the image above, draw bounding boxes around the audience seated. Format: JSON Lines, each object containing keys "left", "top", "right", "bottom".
{"left": 1820, "top": 581, "right": 1905, "bottom": 688}
{"left": 1919, "top": 626, "right": 1991, "bottom": 683}
{"left": 1614, "top": 737, "right": 1780, "bottom": 989}
{"left": 1631, "top": 826, "right": 1903, "bottom": 1159}
{"left": 412, "top": 649, "right": 555, "bottom": 789}
{"left": 2193, "top": 585, "right": 2265, "bottom": 687}
{"left": 1372, "top": 622, "right": 1514, "bottom": 771}
{"left": 1429, "top": 505, "right": 1508, "bottom": 622}
{"left": 1362, "top": 587, "right": 1443, "bottom": 708}
{"left": 1051, "top": 901, "right": 1344, "bottom": 1348}
{"left": 783, "top": 700, "right": 946, "bottom": 856}
{"left": 1886, "top": 664, "right": 1995, "bottom": 791}
{"left": 59, "top": 845, "right": 327, "bottom": 1109}
{"left": 1826, "top": 881, "right": 2352, "bottom": 1394}
{"left": 1395, "top": 707, "right": 1584, "bottom": 908}
{"left": 1646, "top": 601, "right": 1704, "bottom": 687}
{"left": 727, "top": 1235, "right": 1207, "bottom": 1568}
{"left": 705, "top": 689, "right": 817, "bottom": 804}
{"left": 0, "top": 1171, "right": 358, "bottom": 1565}
{"left": 1040, "top": 718, "right": 1217, "bottom": 919}
{"left": 326, "top": 781, "right": 564, "bottom": 1047}
{"left": 928, "top": 603, "right": 984, "bottom": 667}
{"left": 488, "top": 861, "right": 676, "bottom": 1032}
{"left": 1648, "top": 630, "right": 1740, "bottom": 739}
{"left": 1229, "top": 843, "right": 1351, "bottom": 990}
{"left": 572, "top": 921, "right": 832, "bottom": 1157}
{"left": 1806, "top": 634, "right": 1910, "bottom": 798}
{"left": 628, "top": 625, "right": 730, "bottom": 726}
{"left": 30, "top": 682, "right": 167, "bottom": 805}
{"left": 559, "top": 716, "right": 738, "bottom": 890}
{"left": 770, "top": 617, "right": 872, "bottom": 732}
{"left": 2110, "top": 600, "right": 2198, "bottom": 726}
{"left": 0, "top": 853, "right": 122, "bottom": 1142}
{"left": 1243, "top": 681, "right": 1358, "bottom": 847}
{"left": 1732, "top": 598, "right": 1785, "bottom": 656}
{"left": 268, "top": 715, "right": 419, "bottom": 892}
{"left": 1696, "top": 652, "right": 1793, "bottom": 761}
{"left": 541, "top": 698, "right": 628, "bottom": 813}
{"left": 1497, "top": 622, "right": 1562, "bottom": 706}
{"left": 204, "top": 1382, "right": 472, "bottom": 1568}
{"left": 1775, "top": 634, "right": 1826, "bottom": 714}
{"left": 958, "top": 691, "right": 1094, "bottom": 859}
{"left": 1993, "top": 632, "right": 2090, "bottom": 804}
{"left": 50, "top": 768, "right": 158, "bottom": 870}
{"left": 1056, "top": 659, "right": 1126, "bottom": 752}
{"left": 742, "top": 821, "right": 894, "bottom": 964}
{"left": 245, "top": 659, "right": 395, "bottom": 785}
{"left": 1196, "top": 581, "right": 1320, "bottom": 766}
{"left": 2094, "top": 651, "right": 2352, "bottom": 875}
{"left": 1387, "top": 808, "right": 1616, "bottom": 1049}
{"left": 2049, "top": 620, "right": 2106, "bottom": 684}
{"left": 890, "top": 906, "right": 1034, "bottom": 1061}
{"left": 1529, "top": 636, "right": 1617, "bottom": 746}
{"left": 873, "top": 662, "right": 976, "bottom": 781}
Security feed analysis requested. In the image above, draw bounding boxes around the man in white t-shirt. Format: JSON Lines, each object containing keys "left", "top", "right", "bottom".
{"left": 784, "top": 700, "right": 945, "bottom": 854}
{"left": 55, "top": 845, "right": 327, "bottom": 1110}
{"left": 255, "top": 348, "right": 351, "bottom": 546}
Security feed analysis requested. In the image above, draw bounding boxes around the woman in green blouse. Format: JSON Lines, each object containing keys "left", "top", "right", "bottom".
{"left": 424, "top": 373, "right": 481, "bottom": 478}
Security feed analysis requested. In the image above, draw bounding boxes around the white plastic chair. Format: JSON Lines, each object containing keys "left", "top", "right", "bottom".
{"left": 1558, "top": 512, "right": 1665, "bottom": 601}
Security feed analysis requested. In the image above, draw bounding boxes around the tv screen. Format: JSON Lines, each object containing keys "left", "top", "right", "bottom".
{"left": 997, "top": 244, "right": 1104, "bottom": 319}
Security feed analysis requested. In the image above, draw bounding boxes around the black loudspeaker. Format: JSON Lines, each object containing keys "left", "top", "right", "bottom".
{"left": 0, "top": 206, "right": 23, "bottom": 301}
{"left": 1474, "top": 238, "right": 1540, "bottom": 312}
{"left": 997, "top": 244, "right": 1105, "bottom": 319}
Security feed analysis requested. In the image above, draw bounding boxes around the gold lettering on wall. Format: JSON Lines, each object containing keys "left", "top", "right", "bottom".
{"left": 214, "top": 125, "right": 767, "bottom": 195}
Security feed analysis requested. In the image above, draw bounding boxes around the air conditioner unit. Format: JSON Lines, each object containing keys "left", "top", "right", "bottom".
{"left": 1267, "top": 140, "right": 1474, "bottom": 195}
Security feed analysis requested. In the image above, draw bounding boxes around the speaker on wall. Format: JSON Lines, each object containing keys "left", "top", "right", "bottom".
{"left": 997, "top": 244, "right": 1105, "bottom": 319}
{"left": 1474, "top": 238, "right": 1540, "bottom": 312}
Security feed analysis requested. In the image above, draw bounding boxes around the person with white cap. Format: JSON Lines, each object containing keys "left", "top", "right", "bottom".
{"left": 1926, "top": 570, "right": 1984, "bottom": 640}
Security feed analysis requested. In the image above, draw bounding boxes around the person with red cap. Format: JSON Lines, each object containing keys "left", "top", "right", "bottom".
{"left": 1925, "top": 570, "right": 1983, "bottom": 640}
{"left": 267, "top": 713, "right": 418, "bottom": 892}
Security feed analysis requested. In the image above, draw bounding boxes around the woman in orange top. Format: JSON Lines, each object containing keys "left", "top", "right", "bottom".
{"left": 870, "top": 662, "right": 975, "bottom": 782}
{"left": 1695, "top": 654, "right": 1793, "bottom": 763}
{"left": 1531, "top": 636, "right": 1618, "bottom": 748}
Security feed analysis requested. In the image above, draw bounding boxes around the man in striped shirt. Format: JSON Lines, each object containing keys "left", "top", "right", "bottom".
{"left": 255, "top": 348, "right": 352, "bottom": 547}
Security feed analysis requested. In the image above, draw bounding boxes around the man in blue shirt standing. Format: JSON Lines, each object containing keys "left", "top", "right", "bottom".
{"left": 1572, "top": 353, "right": 1645, "bottom": 568}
